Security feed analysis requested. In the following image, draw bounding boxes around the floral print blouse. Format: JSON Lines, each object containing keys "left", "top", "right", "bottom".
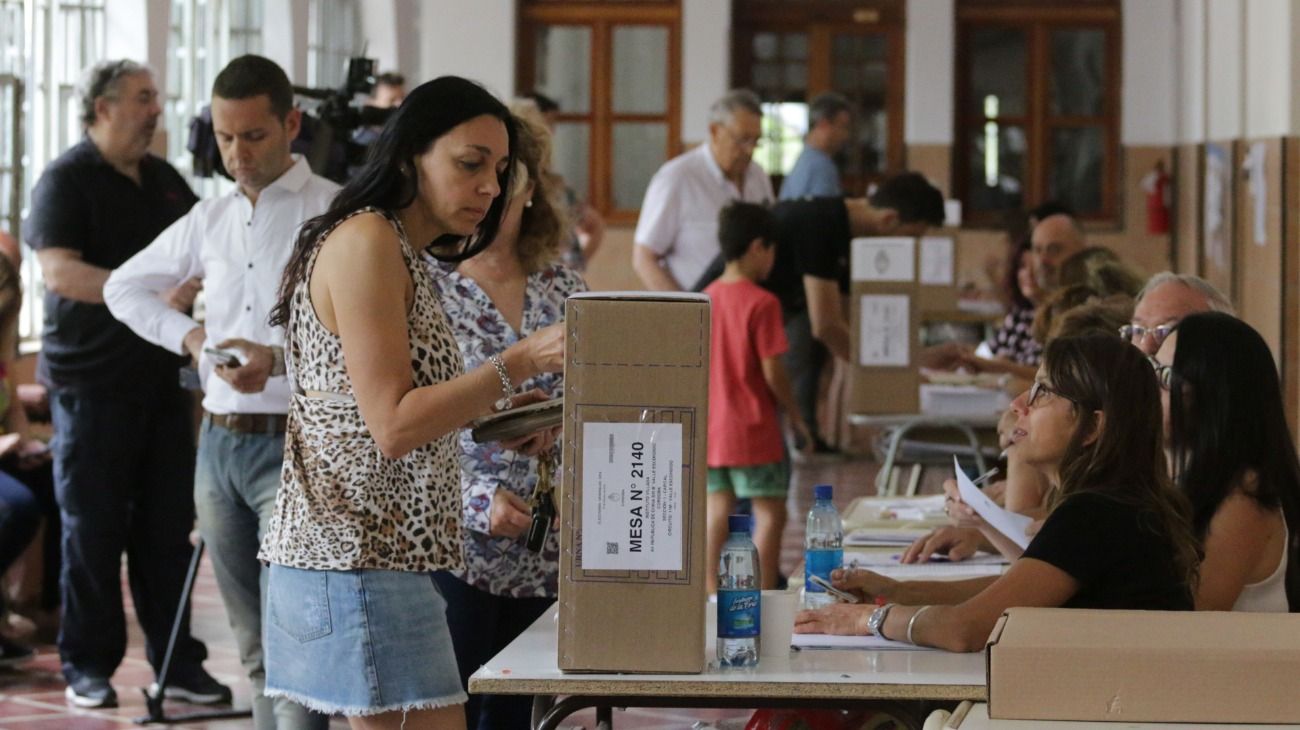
{"left": 427, "top": 258, "right": 587, "bottom": 598}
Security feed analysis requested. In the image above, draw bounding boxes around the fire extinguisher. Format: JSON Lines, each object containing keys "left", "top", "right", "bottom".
{"left": 1141, "top": 160, "right": 1171, "bottom": 235}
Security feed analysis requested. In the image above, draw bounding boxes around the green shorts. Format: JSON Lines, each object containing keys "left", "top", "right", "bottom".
{"left": 707, "top": 461, "right": 790, "bottom": 499}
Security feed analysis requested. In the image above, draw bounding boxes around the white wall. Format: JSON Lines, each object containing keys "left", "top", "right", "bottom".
{"left": 1175, "top": 0, "right": 1206, "bottom": 144}
{"left": 1121, "top": 0, "right": 1176, "bottom": 144}
{"left": 905, "top": 0, "right": 954, "bottom": 144}
{"left": 1205, "top": 0, "right": 1244, "bottom": 139}
{"left": 105, "top": 0, "right": 170, "bottom": 78}
{"left": 1244, "top": 0, "right": 1294, "bottom": 137}
{"left": 359, "top": 1, "right": 400, "bottom": 75}
{"left": 681, "top": 0, "right": 730, "bottom": 144}
{"left": 418, "top": 0, "right": 515, "bottom": 100}
{"left": 263, "top": 0, "right": 309, "bottom": 84}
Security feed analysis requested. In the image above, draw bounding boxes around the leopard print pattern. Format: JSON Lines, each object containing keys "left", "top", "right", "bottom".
{"left": 259, "top": 207, "right": 465, "bottom": 573}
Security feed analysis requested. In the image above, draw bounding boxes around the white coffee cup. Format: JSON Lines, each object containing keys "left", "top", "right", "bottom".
{"left": 759, "top": 589, "right": 797, "bottom": 657}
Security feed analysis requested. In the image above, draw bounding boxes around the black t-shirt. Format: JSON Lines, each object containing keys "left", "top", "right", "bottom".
{"left": 25, "top": 138, "right": 196, "bottom": 392}
{"left": 689, "top": 197, "right": 851, "bottom": 315}
{"left": 1022, "top": 491, "right": 1193, "bottom": 611}
{"left": 765, "top": 197, "right": 851, "bottom": 314}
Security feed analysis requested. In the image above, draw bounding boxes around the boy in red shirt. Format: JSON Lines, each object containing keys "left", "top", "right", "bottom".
{"left": 704, "top": 202, "right": 812, "bottom": 592}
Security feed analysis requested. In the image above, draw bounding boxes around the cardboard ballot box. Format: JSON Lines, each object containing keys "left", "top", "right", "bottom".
{"left": 987, "top": 607, "right": 1300, "bottom": 724}
{"left": 557, "top": 292, "right": 709, "bottom": 673}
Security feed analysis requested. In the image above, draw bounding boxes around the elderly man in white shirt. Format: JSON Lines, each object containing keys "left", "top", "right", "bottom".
{"left": 104, "top": 55, "right": 336, "bottom": 730}
{"left": 633, "top": 89, "right": 774, "bottom": 291}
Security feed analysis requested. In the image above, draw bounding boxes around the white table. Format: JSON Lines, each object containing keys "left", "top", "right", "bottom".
{"left": 469, "top": 604, "right": 985, "bottom": 730}
{"left": 928, "top": 702, "right": 1300, "bottom": 729}
{"left": 849, "top": 413, "right": 1001, "bottom": 496}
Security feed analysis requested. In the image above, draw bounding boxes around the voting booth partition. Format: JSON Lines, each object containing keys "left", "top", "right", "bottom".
{"left": 847, "top": 235, "right": 962, "bottom": 415}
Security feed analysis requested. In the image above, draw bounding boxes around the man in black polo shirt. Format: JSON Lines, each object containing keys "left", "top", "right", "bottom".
{"left": 24, "top": 59, "right": 229, "bottom": 709}
{"left": 697, "top": 173, "right": 948, "bottom": 452}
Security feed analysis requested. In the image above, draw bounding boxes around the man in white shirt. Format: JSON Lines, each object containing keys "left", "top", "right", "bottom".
{"left": 632, "top": 89, "right": 774, "bottom": 291}
{"left": 105, "top": 55, "right": 337, "bottom": 730}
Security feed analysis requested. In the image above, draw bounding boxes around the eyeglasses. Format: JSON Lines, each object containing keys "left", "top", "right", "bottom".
{"left": 1026, "top": 380, "right": 1074, "bottom": 408}
{"left": 722, "top": 126, "right": 762, "bottom": 149}
{"left": 1119, "top": 322, "right": 1176, "bottom": 346}
{"left": 1148, "top": 356, "right": 1175, "bottom": 391}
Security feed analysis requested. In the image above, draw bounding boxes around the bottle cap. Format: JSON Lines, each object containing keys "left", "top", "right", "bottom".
{"left": 728, "top": 514, "right": 751, "bottom": 534}
{"left": 814, "top": 484, "right": 833, "bottom": 500}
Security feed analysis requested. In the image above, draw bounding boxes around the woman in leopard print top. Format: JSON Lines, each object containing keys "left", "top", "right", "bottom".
{"left": 258, "top": 77, "right": 564, "bottom": 727}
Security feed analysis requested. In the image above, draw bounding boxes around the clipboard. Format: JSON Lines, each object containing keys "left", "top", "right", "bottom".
{"left": 469, "top": 397, "right": 563, "bottom": 443}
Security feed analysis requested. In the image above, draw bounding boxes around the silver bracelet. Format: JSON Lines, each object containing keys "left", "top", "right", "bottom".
{"left": 488, "top": 354, "right": 514, "bottom": 411}
{"left": 906, "top": 604, "right": 934, "bottom": 645}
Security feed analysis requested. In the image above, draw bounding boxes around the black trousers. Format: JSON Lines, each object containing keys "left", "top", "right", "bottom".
{"left": 49, "top": 387, "right": 206, "bottom": 682}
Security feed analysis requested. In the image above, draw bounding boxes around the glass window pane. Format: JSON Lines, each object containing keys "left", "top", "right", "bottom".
{"left": 1049, "top": 126, "right": 1104, "bottom": 214}
{"left": 1050, "top": 29, "right": 1105, "bottom": 116}
{"left": 830, "top": 33, "right": 889, "bottom": 177}
{"left": 966, "top": 123, "right": 1027, "bottom": 212}
{"left": 611, "top": 122, "right": 667, "bottom": 210}
{"left": 752, "top": 63, "right": 780, "bottom": 91}
{"left": 534, "top": 25, "right": 591, "bottom": 114}
{"left": 968, "top": 27, "right": 1027, "bottom": 117}
{"left": 783, "top": 32, "right": 807, "bottom": 61}
{"left": 783, "top": 62, "right": 807, "bottom": 92}
{"left": 552, "top": 122, "right": 590, "bottom": 204}
{"left": 754, "top": 101, "right": 807, "bottom": 176}
{"left": 612, "top": 25, "right": 667, "bottom": 114}
{"left": 753, "top": 32, "right": 778, "bottom": 61}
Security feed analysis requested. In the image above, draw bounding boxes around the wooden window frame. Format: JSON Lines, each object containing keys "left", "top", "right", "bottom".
{"left": 954, "top": 0, "right": 1122, "bottom": 227}
{"left": 731, "top": 0, "right": 906, "bottom": 196}
{"left": 517, "top": 1, "right": 682, "bottom": 224}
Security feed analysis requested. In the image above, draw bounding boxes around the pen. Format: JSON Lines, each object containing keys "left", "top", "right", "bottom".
{"left": 971, "top": 466, "right": 999, "bottom": 486}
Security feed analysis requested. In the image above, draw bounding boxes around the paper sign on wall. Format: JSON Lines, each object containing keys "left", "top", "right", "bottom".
{"left": 919, "top": 236, "right": 954, "bottom": 285}
{"left": 581, "top": 422, "right": 683, "bottom": 571}
{"left": 851, "top": 237, "right": 915, "bottom": 282}
{"left": 859, "top": 294, "right": 910, "bottom": 367}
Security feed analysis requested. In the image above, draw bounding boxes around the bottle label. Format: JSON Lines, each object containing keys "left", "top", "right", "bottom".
{"left": 804, "top": 548, "right": 843, "bottom": 592}
{"left": 717, "top": 589, "right": 761, "bottom": 638}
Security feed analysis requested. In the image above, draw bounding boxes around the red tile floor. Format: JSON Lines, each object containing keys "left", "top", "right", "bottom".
{"left": 0, "top": 453, "right": 893, "bottom": 729}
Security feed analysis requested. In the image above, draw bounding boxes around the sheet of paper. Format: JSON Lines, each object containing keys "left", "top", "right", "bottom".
{"left": 846, "top": 551, "right": 1009, "bottom": 568}
{"left": 1243, "top": 141, "right": 1268, "bottom": 246}
{"left": 792, "top": 632, "right": 936, "bottom": 651}
{"left": 858, "top": 294, "right": 909, "bottom": 367}
{"left": 580, "top": 422, "right": 683, "bottom": 571}
{"left": 919, "top": 236, "right": 954, "bottom": 285}
{"left": 953, "top": 455, "right": 1034, "bottom": 549}
{"left": 845, "top": 527, "right": 933, "bottom": 546}
{"left": 851, "top": 237, "right": 914, "bottom": 282}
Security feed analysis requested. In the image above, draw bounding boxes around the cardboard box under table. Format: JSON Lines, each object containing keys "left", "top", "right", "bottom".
{"left": 986, "top": 607, "right": 1300, "bottom": 724}
{"left": 557, "top": 292, "right": 709, "bottom": 674}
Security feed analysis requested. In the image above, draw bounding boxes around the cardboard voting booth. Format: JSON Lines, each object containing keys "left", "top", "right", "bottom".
{"left": 557, "top": 292, "right": 710, "bottom": 673}
{"left": 848, "top": 236, "right": 961, "bottom": 414}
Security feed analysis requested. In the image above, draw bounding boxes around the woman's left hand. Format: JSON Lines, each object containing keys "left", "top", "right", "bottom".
{"left": 794, "top": 603, "right": 871, "bottom": 636}
{"left": 500, "top": 425, "right": 561, "bottom": 456}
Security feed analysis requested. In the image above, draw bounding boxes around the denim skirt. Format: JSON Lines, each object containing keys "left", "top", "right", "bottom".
{"left": 263, "top": 564, "right": 468, "bottom": 716}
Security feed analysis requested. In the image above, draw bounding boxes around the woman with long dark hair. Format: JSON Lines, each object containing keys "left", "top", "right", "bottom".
{"left": 1154, "top": 312, "right": 1300, "bottom": 611}
{"left": 797, "top": 336, "right": 1198, "bottom": 651}
{"left": 258, "top": 77, "right": 564, "bottom": 728}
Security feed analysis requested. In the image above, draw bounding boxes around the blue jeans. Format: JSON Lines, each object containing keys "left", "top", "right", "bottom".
{"left": 49, "top": 387, "right": 206, "bottom": 682}
{"left": 195, "top": 418, "right": 327, "bottom": 730}
{"left": 432, "top": 572, "right": 553, "bottom": 730}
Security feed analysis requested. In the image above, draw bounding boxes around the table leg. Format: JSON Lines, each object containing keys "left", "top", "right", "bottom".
{"left": 532, "top": 694, "right": 557, "bottom": 729}
{"left": 595, "top": 705, "right": 614, "bottom": 729}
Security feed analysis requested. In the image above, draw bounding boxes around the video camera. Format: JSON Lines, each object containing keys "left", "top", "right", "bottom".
{"left": 291, "top": 57, "right": 397, "bottom": 182}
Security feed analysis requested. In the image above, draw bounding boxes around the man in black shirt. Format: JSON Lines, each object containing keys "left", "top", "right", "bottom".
{"left": 24, "top": 59, "right": 229, "bottom": 709}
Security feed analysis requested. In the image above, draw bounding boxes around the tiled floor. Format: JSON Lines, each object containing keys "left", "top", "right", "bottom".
{"left": 0, "top": 453, "right": 889, "bottom": 729}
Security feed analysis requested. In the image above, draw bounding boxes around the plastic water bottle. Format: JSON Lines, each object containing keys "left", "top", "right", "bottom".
{"left": 717, "top": 515, "right": 760, "bottom": 667}
{"left": 803, "top": 484, "right": 844, "bottom": 609}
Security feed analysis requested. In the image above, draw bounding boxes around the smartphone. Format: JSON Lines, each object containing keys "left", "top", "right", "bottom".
{"left": 203, "top": 347, "right": 241, "bottom": 367}
{"left": 808, "top": 574, "right": 860, "bottom": 603}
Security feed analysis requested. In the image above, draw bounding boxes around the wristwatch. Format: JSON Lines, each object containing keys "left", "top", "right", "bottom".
{"left": 867, "top": 602, "right": 895, "bottom": 638}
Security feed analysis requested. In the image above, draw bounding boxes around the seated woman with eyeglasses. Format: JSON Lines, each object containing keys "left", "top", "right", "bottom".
{"left": 796, "top": 335, "right": 1199, "bottom": 651}
{"left": 1152, "top": 312, "right": 1300, "bottom": 611}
